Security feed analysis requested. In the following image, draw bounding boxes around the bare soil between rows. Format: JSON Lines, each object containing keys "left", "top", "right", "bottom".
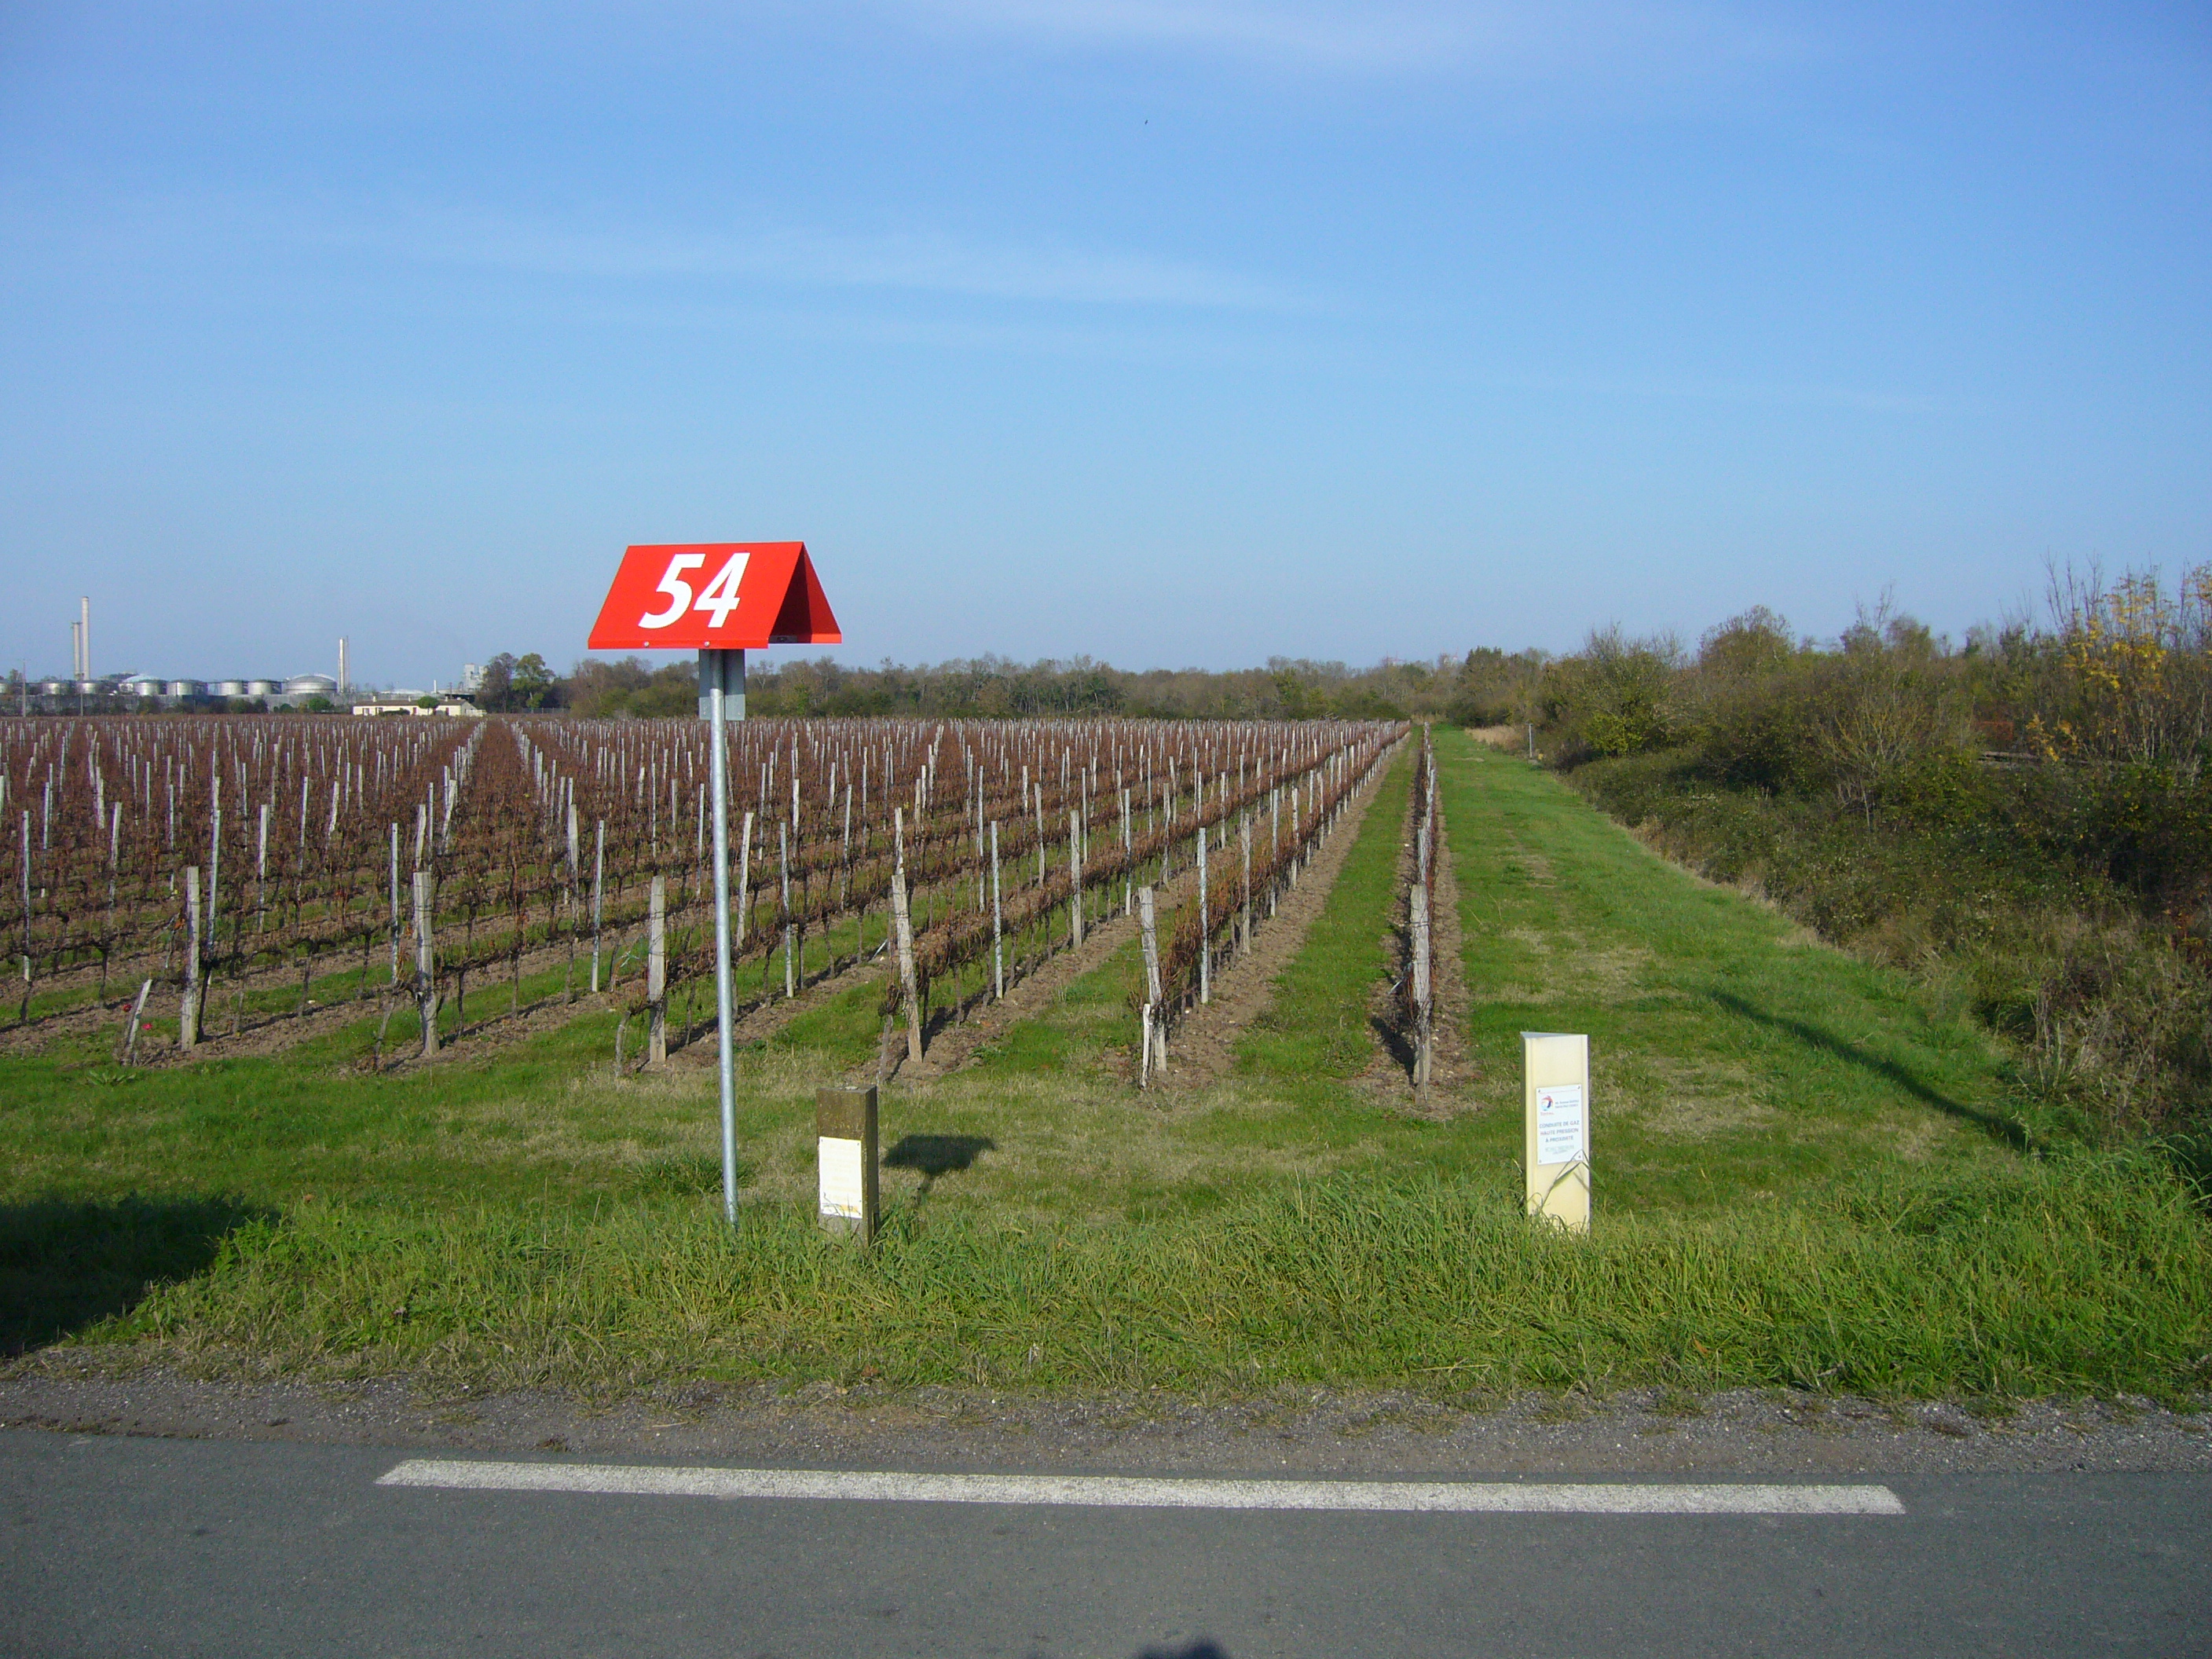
{"left": 1137, "top": 746, "right": 1400, "bottom": 1090}
{"left": 811, "top": 742, "right": 1407, "bottom": 1090}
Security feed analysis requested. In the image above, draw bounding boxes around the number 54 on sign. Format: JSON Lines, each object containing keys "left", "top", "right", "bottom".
{"left": 588, "top": 543, "right": 842, "bottom": 651}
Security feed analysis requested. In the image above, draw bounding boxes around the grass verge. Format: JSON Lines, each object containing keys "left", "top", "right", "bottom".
{"left": 29, "top": 1155, "right": 2207, "bottom": 1403}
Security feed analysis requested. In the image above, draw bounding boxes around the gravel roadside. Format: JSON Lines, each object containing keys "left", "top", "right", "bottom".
{"left": 4, "top": 1365, "right": 2203, "bottom": 1476}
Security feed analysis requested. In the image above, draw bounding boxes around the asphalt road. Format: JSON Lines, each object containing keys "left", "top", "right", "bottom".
{"left": 3, "top": 1430, "right": 2206, "bottom": 1657}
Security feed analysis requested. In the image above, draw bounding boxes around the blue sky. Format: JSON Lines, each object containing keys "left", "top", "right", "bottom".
{"left": 2, "top": 2, "right": 2205, "bottom": 687}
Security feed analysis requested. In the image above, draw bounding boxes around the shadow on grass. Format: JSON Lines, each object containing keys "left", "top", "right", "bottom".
{"left": 0, "top": 1196, "right": 269, "bottom": 1356}
{"left": 1708, "top": 990, "right": 2027, "bottom": 1148}
{"left": 1369, "top": 1012, "right": 1418, "bottom": 1082}
{"left": 884, "top": 1133, "right": 996, "bottom": 1196}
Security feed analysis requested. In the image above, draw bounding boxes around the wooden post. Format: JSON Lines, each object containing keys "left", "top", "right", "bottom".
{"left": 815, "top": 1086, "right": 880, "bottom": 1241}
{"left": 180, "top": 866, "right": 203, "bottom": 1050}
{"left": 207, "top": 781, "right": 221, "bottom": 943}
{"left": 890, "top": 861, "right": 922, "bottom": 1064}
{"left": 1068, "top": 808, "right": 1083, "bottom": 948}
{"left": 388, "top": 823, "right": 401, "bottom": 982}
{"left": 1524, "top": 1031, "right": 1591, "bottom": 1233}
{"left": 589, "top": 820, "right": 606, "bottom": 993}
{"left": 412, "top": 869, "right": 438, "bottom": 1057}
{"left": 990, "top": 819, "right": 1003, "bottom": 999}
{"left": 647, "top": 874, "right": 668, "bottom": 1064}
{"left": 1122, "top": 787, "right": 1133, "bottom": 917}
{"left": 735, "top": 809, "right": 753, "bottom": 950}
{"left": 16, "top": 808, "right": 29, "bottom": 1026}
{"left": 1197, "top": 826, "right": 1210, "bottom": 1005}
{"left": 781, "top": 819, "right": 794, "bottom": 999}
{"left": 1239, "top": 813, "right": 1251, "bottom": 956}
{"left": 1410, "top": 884, "right": 1433, "bottom": 1092}
{"left": 1137, "top": 884, "right": 1163, "bottom": 1082}
{"left": 119, "top": 977, "right": 152, "bottom": 1066}
{"left": 1269, "top": 787, "right": 1280, "bottom": 917}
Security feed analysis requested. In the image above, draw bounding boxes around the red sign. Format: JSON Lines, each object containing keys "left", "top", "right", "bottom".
{"left": 587, "top": 542, "right": 843, "bottom": 651}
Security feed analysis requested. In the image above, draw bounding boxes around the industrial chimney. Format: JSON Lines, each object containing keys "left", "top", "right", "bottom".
{"left": 338, "top": 636, "right": 349, "bottom": 695}
{"left": 79, "top": 597, "right": 90, "bottom": 681}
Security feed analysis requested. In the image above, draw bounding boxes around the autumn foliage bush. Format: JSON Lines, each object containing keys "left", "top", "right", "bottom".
{"left": 1540, "top": 569, "right": 2212, "bottom": 1154}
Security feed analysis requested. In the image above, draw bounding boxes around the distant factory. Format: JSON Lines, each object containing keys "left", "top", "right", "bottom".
{"left": 15, "top": 599, "right": 486, "bottom": 716}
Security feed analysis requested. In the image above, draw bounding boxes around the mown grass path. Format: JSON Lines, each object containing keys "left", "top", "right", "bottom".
{"left": 1438, "top": 728, "right": 2019, "bottom": 1208}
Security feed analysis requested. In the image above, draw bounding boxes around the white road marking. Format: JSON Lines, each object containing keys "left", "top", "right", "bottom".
{"left": 377, "top": 1459, "right": 1904, "bottom": 1515}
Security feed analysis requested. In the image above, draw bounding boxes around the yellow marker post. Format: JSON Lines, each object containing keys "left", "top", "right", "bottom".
{"left": 816, "top": 1086, "right": 880, "bottom": 1242}
{"left": 1522, "top": 1032, "right": 1590, "bottom": 1234}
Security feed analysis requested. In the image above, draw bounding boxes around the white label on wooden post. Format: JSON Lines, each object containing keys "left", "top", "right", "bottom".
{"left": 1534, "top": 1082, "right": 1584, "bottom": 1165}
{"left": 1523, "top": 1031, "right": 1590, "bottom": 1234}
{"left": 818, "top": 1137, "right": 866, "bottom": 1218}
{"left": 817, "top": 1086, "right": 879, "bottom": 1240}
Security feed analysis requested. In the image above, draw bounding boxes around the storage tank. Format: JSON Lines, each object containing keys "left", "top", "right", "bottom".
{"left": 124, "top": 676, "right": 164, "bottom": 698}
{"left": 209, "top": 679, "right": 247, "bottom": 697}
{"left": 284, "top": 673, "right": 337, "bottom": 698}
{"left": 166, "top": 679, "right": 206, "bottom": 698}
{"left": 245, "top": 679, "right": 277, "bottom": 697}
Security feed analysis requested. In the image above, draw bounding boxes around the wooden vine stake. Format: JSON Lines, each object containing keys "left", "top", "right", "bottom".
{"left": 590, "top": 820, "right": 606, "bottom": 994}
{"left": 1239, "top": 813, "right": 1252, "bottom": 957}
{"left": 118, "top": 977, "right": 152, "bottom": 1066}
{"left": 180, "top": 866, "right": 203, "bottom": 1050}
{"left": 990, "top": 819, "right": 1003, "bottom": 999}
{"left": 890, "top": 809, "right": 922, "bottom": 1064}
{"left": 647, "top": 874, "right": 668, "bottom": 1065}
{"left": 780, "top": 819, "right": 795, "bottom": 1000}
{"left": 388, "top": 823, "right": 401, "bottom": 983}
{"left": 1137, "top": 884, "right": 1164, "bottom": 1085}
{"left": 1197, "top": 826, "right": 1210, "bottom": 1005}
{"left": 412, "top": 870, "right": 438, "bottom": 1057}
{"left": 1068, "top": 808, "right": 1084, "bottom": 947}
{"left": 1410, "top": 884, "right": 1434, "bottom": 1094}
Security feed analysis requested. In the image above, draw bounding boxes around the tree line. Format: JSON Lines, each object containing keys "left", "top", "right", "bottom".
{"left": 1535, "top": 565, "right": 2212, "bottom": 1151}
{"left": 474, "top": 650, "right": 1536, "bottom": 723}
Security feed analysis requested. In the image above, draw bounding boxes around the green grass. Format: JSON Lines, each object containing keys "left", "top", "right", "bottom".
{"left": 1437, "top": 730, "right": 2023, "bottom": 1209}
{"left": 1235, "top": 743, "right": 1412, "bottom": 1091}
{"left": 69, "top": 1155, "right": 2212, "bottom": 1402}
{"left": 2, "top": 728, "right": 2206, "bottom": 1402}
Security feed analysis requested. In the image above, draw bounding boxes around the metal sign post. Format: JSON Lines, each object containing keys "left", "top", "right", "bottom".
{"left": 587, "top": 541, "right": 840, "bottom": 1228}
{"left": 701, "top": 647, "right": 745, "bottom": 1224}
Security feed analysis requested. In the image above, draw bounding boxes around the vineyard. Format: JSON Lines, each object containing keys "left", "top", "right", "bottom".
{"left": 3, "top": 715, "right": 1402, "bottom": 1075}
{"left": 5, "top": 717, "right": 2205, "bottom": 1415}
